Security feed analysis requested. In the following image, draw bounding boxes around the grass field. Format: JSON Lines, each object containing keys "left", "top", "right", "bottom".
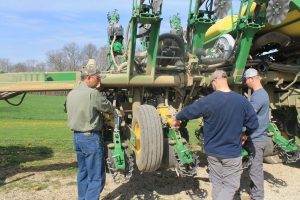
{"left": 0, "top": 94, "right": 200, "bottom": 165}
{"left": 0, "top": 94, "right": 201, "bottom": 192}
{"left": 1, "top": 94, "right": 297, "bottom": 193}
{"left": 0, "top": 94, "right": 78, "bottom": 191}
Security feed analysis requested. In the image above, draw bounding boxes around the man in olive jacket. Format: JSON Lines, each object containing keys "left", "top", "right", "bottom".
{"left": 66, "top": 59, "right": 113, "bottom": 200}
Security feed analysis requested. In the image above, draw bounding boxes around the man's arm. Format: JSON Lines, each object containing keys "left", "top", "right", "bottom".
{"left": 94, "top": 91, "right": 114, "bottom": 114}
{"left": 243, "top": 100, "right": 259, "bottom": 136}
{"left": 250, "top": 93, "right": 263, "bottom": 113}
{"left": 176, "top": 98, "right": 207, "bottom": 121}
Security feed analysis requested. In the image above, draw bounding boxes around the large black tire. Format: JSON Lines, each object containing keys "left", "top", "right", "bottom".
{"left": 157, "top": 33, "right": 185, "bottom": 67}
{"left": 252, "top": 32, "right": 291, "bottom": 52}
{"left": 263, "top": 137, "right": 284, "bottom": 164}
{"left": 132, "top": 105, "right": 163, "bottom": 172}
{"left": 263, "top": 137, "right": 274, "bottom": 157}
{"left": 161, "top": 138, "right": 177, "bottom": 169}
{"left": 263, "top": 155, "right": 283, "bottom": 164}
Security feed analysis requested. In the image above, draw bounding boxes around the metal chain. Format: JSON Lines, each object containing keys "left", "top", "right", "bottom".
{"left": 274, "top": 143, "right": 300, "bottom": 163}
{"left": 174, "top": 151, "right": 200, "bottom": 177}
{"left": 106, "top": 148, "right": 134, "bottom": 183}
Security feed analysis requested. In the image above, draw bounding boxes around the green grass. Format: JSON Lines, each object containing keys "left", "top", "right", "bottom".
{"left": 0, "top": 94, "right": 76, "bottom": 190}
{"left": 1, "top": 94, "right": 299, "bottom": 191}
{"left": 0, "top": 94, "right": 73, "bottom": 152}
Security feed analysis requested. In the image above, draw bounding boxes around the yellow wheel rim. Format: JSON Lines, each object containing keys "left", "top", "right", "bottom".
{"left": 134, "top": 122, "right": 141, "bottom": 155}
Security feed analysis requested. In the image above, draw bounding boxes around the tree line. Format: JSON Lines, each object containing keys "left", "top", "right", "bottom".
{"left": 0, "top": 42, "right": 107, "bottom": 73}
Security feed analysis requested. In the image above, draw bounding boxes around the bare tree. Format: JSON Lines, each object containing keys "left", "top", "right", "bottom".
{"left": 63, "top": 42, "right": 81, "bottom": 71}
{"left": 47, "top": 50, "right": 67, "bottom": 71}
{"left": 36, "top": 62, "right": 47, "bottom": 72}
{"left": 81, "top": 43, "right": 99, "bottom": 65}
{"left": 0, "top": 58, "right": 10, "bottom": 73}
{"left": 99, "top": 46, "right": 108, "bottom": 70}
{"left": 13, "top": 62, "right": 28, "bottom": 72}
{"left": 25, "top": 59, "right": 38, "bottom": 71}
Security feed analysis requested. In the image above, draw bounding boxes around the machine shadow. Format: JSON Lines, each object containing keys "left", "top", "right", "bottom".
{"left": 236, "top": 167, "right": 288, "bottom": 198}
{"left": 0, "top": 145, "right": 77, "bottom": 186}
{"left": 103, "top": 170, "right": 208, "bottom": 200}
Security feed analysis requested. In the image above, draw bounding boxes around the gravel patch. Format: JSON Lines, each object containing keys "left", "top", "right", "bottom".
{"left": 0, "top": 161, "right": 299, "bottom": 200}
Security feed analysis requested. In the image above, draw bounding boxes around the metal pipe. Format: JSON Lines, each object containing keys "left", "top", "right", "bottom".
{"left": 101, "top": 74, "right": 185, "bottom": 87}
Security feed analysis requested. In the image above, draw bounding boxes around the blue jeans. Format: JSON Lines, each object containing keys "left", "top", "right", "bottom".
{"left": 74, "top": 131, "right": 105, "bottom": 200}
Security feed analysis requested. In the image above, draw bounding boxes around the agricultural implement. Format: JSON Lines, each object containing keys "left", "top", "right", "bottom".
{"left": 1, "top": 0, "right": 300, "bottom": 181}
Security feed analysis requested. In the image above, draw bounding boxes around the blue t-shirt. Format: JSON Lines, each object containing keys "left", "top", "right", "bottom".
{"left": 176, "top": 91, "right": 258, "bottom": 158}
{"left": 249, "top": 88, "right": 269, "bottom": 141}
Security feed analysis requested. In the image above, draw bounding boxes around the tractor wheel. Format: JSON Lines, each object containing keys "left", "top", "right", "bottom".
{"left": 263, "top": 137, "right": 284, "bottom": 164}
{"left": 263, "top": 155, "right": 283, "bottom": 164}
{"left": 161, "top": 139, "right": 177, "bottom": 169}
{"left": 263, "top": 137, "right": 274, "bottom": 157}
{"left": 157, "top": 33, "right": 185, "bottom": 67}
{"left": 132, "top": 105, "right": 163, "bottom": 172}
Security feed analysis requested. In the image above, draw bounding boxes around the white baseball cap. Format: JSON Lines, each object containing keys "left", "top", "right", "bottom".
{"left": 241, "top": 68, "right": 258, "bottom": 82}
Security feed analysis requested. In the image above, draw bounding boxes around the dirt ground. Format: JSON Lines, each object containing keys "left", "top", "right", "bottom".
{"left": 0, "top": 160, "right": 299, "bottom": 200}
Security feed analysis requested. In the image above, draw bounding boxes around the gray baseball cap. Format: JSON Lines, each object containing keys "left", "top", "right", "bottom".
{"left": 241, "top": 68, "right": 258, "bottom": 82}
{"left": 209, "top": 70, "right": 228, "bottom": 85}
{"left": 80, "top": 59, "right": 106, "bottom": 78}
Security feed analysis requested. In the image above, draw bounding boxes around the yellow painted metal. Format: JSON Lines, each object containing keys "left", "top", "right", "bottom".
{"left": 205, "top": 2, "right": 300, "bottom": 42}
{"left": 134, "top": 123, "right": 141, "bottom": 155}
{"left": 240, "top": 2, "right": 259, "bottom": 16}
{"left": 205, "top": 15, "right": 238, "bottom": 41}
{"left": 259, "top": 10, "right": 300, "bottom": 37}
{"left": 157, "top": 106, "right": 174, "bottom": 126}
{"left": 205, "top": 2, "right": 259, "bottom": 41}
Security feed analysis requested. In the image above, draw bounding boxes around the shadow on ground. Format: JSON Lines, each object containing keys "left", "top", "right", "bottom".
{"left": 0, "top": 145, "right": 76, "bottom": 186}
{"left": 103, "top": 169, "right": 208, "bottom": 200}
{"left": 235, "top": 167, "right": 288, "bottom": 199}
{"left": 286, "top": 160, "right": 300, "bottom": 168}
{"left": 102, "top": 149, "right": 209, "bottom": 199}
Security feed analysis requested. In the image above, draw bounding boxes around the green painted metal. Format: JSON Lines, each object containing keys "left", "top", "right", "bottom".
{"left": 167, "top": 129, "right": 193, "bottom": 165}
{"left": 45, "top": 72, "right": 76, "bottom": 81}
{"left": 242, "top": 148, "right": 249, "bottom": 157}
{"left": 106, "top": 9, "right": 125, "bottom": 71}
{"left": 231, "top": 25, "right": 261, "bottom": 83}
{"left": 170, "top": 13, "right": 183, "bottom": 38}
{"left": 291, "top": 0, "right": 300, "bottom": 10}
{"left": 125, "top": 1, "right": 162, "bottom": 81}
{"left": 231, "top": 0, "right": 265, "bottom": 83}
{"left": 112, "top": 129, "right": 126, "bottom": 170}
{"left": 188, "top": 0, "right": 214, "bottom": 54}
{"left": 0, "top": 72, "right": 77, "bottom": 83}
{"left": 268, "top": 122, "right": 298, "bottom": 153}
{"left": 145, "top": 17, "right": 161, "bottom": 77}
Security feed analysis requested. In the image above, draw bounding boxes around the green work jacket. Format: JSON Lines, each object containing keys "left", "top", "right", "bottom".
{"left": 66, "top": 82, "right": 113, "bottom": 132}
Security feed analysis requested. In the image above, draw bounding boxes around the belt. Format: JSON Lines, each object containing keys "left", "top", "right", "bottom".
{"left": 83, "top": 132, "right": 92, "bottom": 136}
{"left": 74, "top": 130, "right": 100, "bottom": 136}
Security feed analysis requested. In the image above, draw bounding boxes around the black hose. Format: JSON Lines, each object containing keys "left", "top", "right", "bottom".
{"left": 4, "top": 92, "right": 27, "bottom": 106}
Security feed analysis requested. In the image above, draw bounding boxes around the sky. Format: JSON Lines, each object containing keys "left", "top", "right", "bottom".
{"left": 0, "top": 0, "right": 240, "bottom": 63}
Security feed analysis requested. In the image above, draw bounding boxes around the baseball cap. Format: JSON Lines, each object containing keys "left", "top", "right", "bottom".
{"left": 209, "top": 70, "right": 228, "bottom": 85}
{"left": 241, "top": 68, "right": 258, "bottom": 82}
{"left": 80, "top": 59, "right": 106, "bottom": 78}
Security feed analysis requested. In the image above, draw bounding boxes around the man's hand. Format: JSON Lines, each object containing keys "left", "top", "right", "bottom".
{"left": 171, "top": 119, "right": 181, "bottom": 130}
{"left": 241, "top": 133, "right": 248, "bottom": 145}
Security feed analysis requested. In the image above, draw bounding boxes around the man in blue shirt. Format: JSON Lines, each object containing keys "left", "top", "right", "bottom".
{"left": 172, "top": 70, "right": 258, "bottom": 200}
{"left": 242, "top": 68, "right": 269, "bottom": 200}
